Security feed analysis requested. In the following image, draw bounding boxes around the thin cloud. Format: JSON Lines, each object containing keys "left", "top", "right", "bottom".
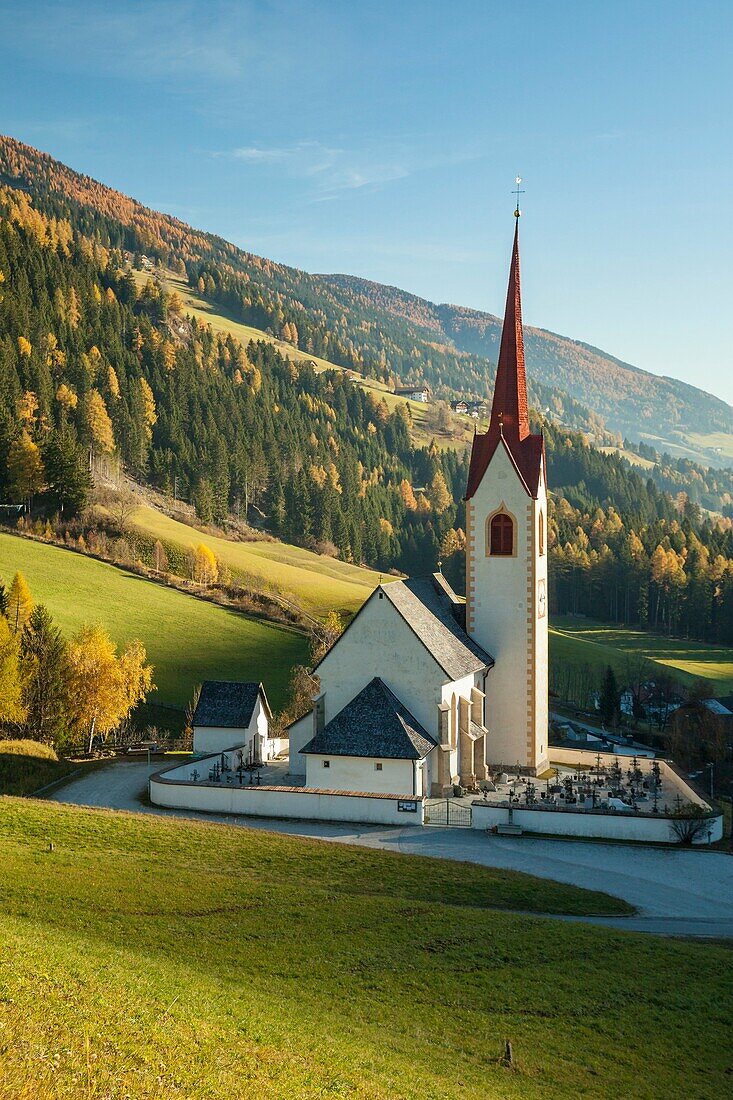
{"left": 218, "top": 139, "right": 480, "bottom": 197}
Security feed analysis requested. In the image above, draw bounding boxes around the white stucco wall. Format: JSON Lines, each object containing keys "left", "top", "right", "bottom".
{"left": 304, "top": 753, "right": 419, "bottom": 796}
{"left": 316, "top": 591, "right": 449, "bottom": 739}
{"left": 471, "top": 802, "right": 723, "bottom": 844}
{"left": 287, "top": 711, "right": 313, "bottom": 776}
{"left": 466, "top": 442, "right": 548, "bottom": 772}
{"left": 193, "top": 724, "right": 248, "bottom": 755}
{"left": 150, "top": 759, "right": 424, "bottom": 826}
{"left": 193, "top": 694, "right": 276, "bottom": 759}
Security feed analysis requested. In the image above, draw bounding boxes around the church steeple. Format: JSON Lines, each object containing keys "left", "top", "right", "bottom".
{"left": 464, "top": 212, "right": 543, "bottom": 501}
{"left": 488, "top": 217, "right": 530, "bottom": 444}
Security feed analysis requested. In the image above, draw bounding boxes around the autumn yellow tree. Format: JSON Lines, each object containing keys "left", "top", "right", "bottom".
{"left": 87, "top": 389, "right": 115, "bottom": 454}
{"left": 428, "top": 470, "right": 452, "bottom": 514}
{"left": 7, "top": 572, "right": 34, "bottom": 634}
{"left": 399, "top": 478, "right": 418, "bottom": 512}
{"left": 107, "top": 365, "right": 121, "bottom": 399}
{"left": 7, "top": 432, "right": 44, "bottom": 509}
{"left": 55, "top": 383, "right": 78, "bottom": 412}
{"left": 66, "top": 625, "right": 154, "bottom": 752}
{"left": 139, "top": 377, "right": 157, "bottom": 437}
{"left": 193, "top": 543, "right": 218, "bottom": 586}
{"left": 0, "top": 615, "right": 26, "bottom": 726}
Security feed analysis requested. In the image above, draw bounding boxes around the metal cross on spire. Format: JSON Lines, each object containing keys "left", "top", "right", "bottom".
{"left": 513, "top": 175, "right": 525, "bottom": 217}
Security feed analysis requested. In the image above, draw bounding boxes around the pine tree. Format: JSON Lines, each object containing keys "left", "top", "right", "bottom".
{"left": 20, "top": 604, "right": 68, "bottom": 744}
{"left": 43, "top": 424, "right": 91, "bottom": 515}
{"left": 599, "top": 665, "right": 620, "bottom": 726}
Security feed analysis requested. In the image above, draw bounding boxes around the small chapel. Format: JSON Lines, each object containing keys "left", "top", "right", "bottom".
{"left": 288, "top": 210, "right": 549, "bottom": 796}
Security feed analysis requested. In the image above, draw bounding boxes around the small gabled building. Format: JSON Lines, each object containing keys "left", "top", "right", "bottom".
{"left": 193, "top": 680, "right": 276, "bottom": 761}
{"left": 300, "top": 677, "right": 437, "bottom": 795}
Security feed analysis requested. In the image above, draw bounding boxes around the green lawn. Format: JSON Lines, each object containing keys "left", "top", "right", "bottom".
{"left": 3, "top": 797, "right": 731, "bottom": 1099}
{"left": 551, "top": 616, "right": 733, "bottom": 694}
{"left": 0, "top": 740, "right": 78, "bottom": 797}
{"left": 131, "top": 503, "right": 384, "bottom": 619}
{"left": 0, "top": 533, "right": 308, "bottom": 711}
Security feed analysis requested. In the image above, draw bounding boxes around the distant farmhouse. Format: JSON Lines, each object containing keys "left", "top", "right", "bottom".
{"left": 451, "top": 399, "right": 487, "bottom": 418}
{"left": 394, "top": 384, "right": 431, "bottom": 402}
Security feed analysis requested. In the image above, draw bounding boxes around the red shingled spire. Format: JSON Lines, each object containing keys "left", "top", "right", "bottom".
{"left": 490, "top": 217, "right": 530, "bottom": 442}
{"left": 465, "top": 216, "right": 544, "bottom": 500}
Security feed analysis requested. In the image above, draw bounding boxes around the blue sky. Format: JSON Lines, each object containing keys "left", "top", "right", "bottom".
{"left": 1, "top": 0, "right": 732, "bottom": 403}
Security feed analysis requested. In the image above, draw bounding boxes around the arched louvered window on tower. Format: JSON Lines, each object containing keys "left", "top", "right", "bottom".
{"left": 488, "top": 511, "right": 514, "bottom": 556}
{"left": 538, "top": 510, "right": 545, "bottom": 556}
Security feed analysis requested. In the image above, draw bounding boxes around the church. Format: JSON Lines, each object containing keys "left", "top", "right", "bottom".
{"left": 288, "top": 211, "right": 550, "bottom": 795}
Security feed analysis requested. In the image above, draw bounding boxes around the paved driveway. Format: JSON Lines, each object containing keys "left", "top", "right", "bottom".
{"left": 49, "top": 761, "right": 733, "bottom": 938}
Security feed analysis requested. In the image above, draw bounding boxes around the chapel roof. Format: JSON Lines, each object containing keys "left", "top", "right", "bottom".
{"left": 193, "top": 681, "right": 271, "bottom": 729}
{"left": 465, "top": 216, "right": 545, "bottom": 500}
{"left": 300, "top": 677, "right": 437, "bottom": 760}
{"left": 380, "top": 575, "right": 492, "bottom": 679}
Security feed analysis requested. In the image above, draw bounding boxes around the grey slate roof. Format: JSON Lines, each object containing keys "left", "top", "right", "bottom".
{"left": 300, "top": 678, "right": 437, "bottom": 760}
{"left": 380, "top": 577, "right": 493, "bottom": 680}
{"left": 193, "top": 681, "right": 270, "bottom": 729}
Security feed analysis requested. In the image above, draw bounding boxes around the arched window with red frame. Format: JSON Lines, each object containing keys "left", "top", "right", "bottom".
{"left": 489, "top": 511, "right": 514, "bottom": 556}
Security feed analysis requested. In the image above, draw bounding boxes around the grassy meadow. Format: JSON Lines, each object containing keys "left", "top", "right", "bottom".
{"left": 130, "top": 502, "right": 384, "bottom": 619}
{"left": 550, "top": 616, "right": 733, "bottom": 694}
{"left": 0, "top": 533, "right": 308, "bottom": 711}
{"left": 0, "top": 740, "right": 78, "bottom": 797}
{"left": 2, "top": 796, "right": 731, "bottom": 1099}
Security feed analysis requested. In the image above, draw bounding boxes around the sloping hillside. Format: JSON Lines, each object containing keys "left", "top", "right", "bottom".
{"left": 2, "top": 133, "right": 730, "bottom": 465}
{"left": 0, "top": 533, "right": 307, "bottom": 708}
{"left": 326, "top": 273, "right": 733, "bottom": 462}
{"left": 128, "top": 500, "right": 386, "bottom": 619}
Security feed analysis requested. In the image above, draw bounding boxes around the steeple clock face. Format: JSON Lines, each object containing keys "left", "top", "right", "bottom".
{"left": 537, "top": 578, "right": 547, "bottom": 619}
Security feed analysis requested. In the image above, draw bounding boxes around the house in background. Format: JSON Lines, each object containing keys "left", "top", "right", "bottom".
{"left": 193, "top": 681, "right": 277, "bottom": 761}
{"left": 394, "top": 384, "right": 431, "bottom": 402}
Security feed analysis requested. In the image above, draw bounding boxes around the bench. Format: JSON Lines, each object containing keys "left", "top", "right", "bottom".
{"left": 496, "top": 823, "right": 523, "bottom": 836}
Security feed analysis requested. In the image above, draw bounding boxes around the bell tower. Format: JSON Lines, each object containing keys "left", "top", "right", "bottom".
{"left": 464, "top": 209, "right": 548, "bottom": 774}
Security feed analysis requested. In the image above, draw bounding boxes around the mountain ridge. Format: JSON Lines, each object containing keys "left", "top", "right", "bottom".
{"left": 1, "top": 132, "right": 731, "bottom": 466}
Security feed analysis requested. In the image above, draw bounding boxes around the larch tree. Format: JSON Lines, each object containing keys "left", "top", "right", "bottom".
{"left": 139, "top": 377, "right": 157, "bottom": 437}
{"left": 66, "top": 625, "right": 154, "bottom": 752}
{"left": 7, "top": 432, "right": 44, "bottom": 509}
{"left": 427, "top": 470, "right": 452, "bottom": 514}
{"left": 0, "top": 615, "right": 26, "bottom": 726}
{"left": 7, "top": 572, "right": 33, "bottom": 635}
{"left": 193, "top": 543, "right": 218, "bottom": 586}
{"left": 86, "top": 389, "right": 115, "bottom": 454}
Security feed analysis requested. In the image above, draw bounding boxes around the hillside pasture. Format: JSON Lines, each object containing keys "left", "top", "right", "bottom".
{"left": 1, "top": 797, "right": 731, "bottom": 1099}
{"left": 0, "top": 533, "right": 308, "bottom": 710}
{"left": 129, "top": 503, "right": 383, "bottom": 619}
{"left": 551, "top": 616, "right": 733, "bottom": 694}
